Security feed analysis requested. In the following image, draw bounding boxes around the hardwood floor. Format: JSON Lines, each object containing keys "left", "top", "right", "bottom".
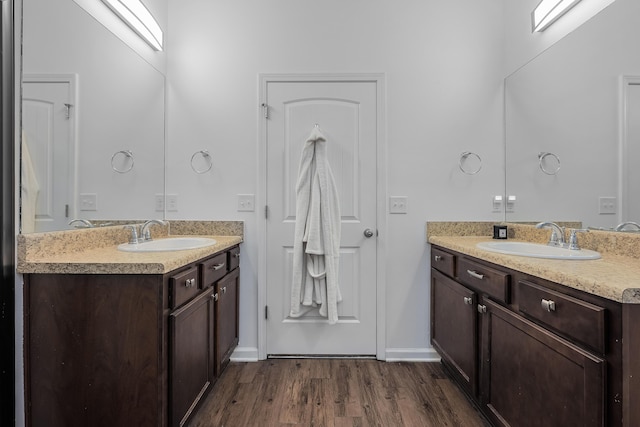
{"left": 188, "top": 359, "right": 489, "bottom": 427}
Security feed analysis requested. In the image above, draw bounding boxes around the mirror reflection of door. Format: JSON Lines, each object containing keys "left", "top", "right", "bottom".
{"left": 22, "top": 75, "right": 77, "bottom": 233}
{"left": 622, "top": 79, "right": 640, "bottom": 225}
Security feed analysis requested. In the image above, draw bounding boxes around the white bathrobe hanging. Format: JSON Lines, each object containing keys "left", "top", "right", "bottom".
{"left": 290, "top": 127, "right": 342, "bottom": 324}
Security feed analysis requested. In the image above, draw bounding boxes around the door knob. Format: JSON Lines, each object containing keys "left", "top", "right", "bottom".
{"left": 363, "top": 229, "right": 375, "bottom": 238}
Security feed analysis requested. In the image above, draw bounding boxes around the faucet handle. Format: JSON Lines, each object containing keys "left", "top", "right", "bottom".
{"left": 568, "top": 228, "right": 589, "bottom": 250}
{"left": 123, "top": 225, "right": 140, "bottom": 244}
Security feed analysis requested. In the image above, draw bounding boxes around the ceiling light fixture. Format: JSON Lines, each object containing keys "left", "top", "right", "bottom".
{"left": 532, "top": 0, "right": 582, "bottom": 32}
{"left": 102, "top": 0, "right": 163, "bottom": 51}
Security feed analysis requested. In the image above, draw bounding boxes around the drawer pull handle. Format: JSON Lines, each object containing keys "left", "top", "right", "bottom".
{"left": 212, "top": 263, "right": 225, "bottom": 271}
{"left": 213, "top": 293, "right": 219, "bottom": 302}
{"left": 477, "top": 304, "right": 487, "bottom": 314}
{"left": 463, "top": 296, "right": 473, "bottom": 305}
{"left": 467, "top": 270, "right": 485, "bottom": 280}
{"left": 434, "top": 255, "right": 443, "bottom": 262}
{"left": 234, "top": 253, "right": 240, "bottom": 258}
{"left": 184, "top": 278, "right": 196, "bottom": 288}
{"left": 541, "top": 299, "right": 556, "bottom": 312}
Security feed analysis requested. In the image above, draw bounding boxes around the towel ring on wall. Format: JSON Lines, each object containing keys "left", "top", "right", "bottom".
{"left": 191, "top": 150, "right": 213, "bottom": 174}
{"left": 538, "top": 151, "right": 561, "bottom": 175}
{"left": 459, "top": 151, "right": 482, "bottom": 175}
{"left": 111, "top": 150, "right": 134, "bottom": 173}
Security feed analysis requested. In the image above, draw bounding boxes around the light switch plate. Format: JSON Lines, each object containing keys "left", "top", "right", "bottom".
{"left": 79, "top": 193, "right": 97, "bottom": 211}
{"left": 166, "top": 194, "right": 178, "bottom": 212}
{"left": 389, "top": 196, "right": 408, "bottom": 214}
{"left": 238, "top": 194, "right": 255, "bottom": 212}
{"left": 599, "top": 196, "right": 616, "bottom": 214}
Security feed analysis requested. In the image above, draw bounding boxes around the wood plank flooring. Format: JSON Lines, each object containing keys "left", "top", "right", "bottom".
{"left": 187, "top": 359, "right": 489, "bottom": 427}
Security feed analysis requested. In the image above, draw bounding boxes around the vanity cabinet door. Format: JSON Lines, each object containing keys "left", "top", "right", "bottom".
{"left": 214, "top": 267, "right": 239, "bottom": 376}
{"left": 431, "top": 268, "right": 478, "bottom": 397}
{"left": 480, "top": 297, "right": 605, "bottom": 427}
{"left": 170, "top": 288, "right": 215, "bottom": 427}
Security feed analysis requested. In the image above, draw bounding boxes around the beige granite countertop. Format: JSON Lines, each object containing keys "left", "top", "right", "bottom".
{"left": 429, "top": 235, "right": 640, "bottom": 304}
{"left": 17, "top": 221, "right": 244, "bottom": 275}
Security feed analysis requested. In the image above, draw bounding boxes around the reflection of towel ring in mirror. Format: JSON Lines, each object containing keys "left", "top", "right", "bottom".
{"left": 459, "top": 151, "right": 482, "bottom": 175}
{"left": 191, "top": 150, "right": 213, "bottom": 174}
{"left": 111, "top": 150, "right": 134, "bottom": 173}
{"left": 538, "top": 152, "right": 561, "bottom": 175}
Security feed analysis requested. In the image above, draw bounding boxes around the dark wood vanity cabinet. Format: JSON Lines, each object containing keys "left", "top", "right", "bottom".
{"left": 24, "top": 245, "right": 241, "bottom": 427}
{"left": 430, "top": 245, "right": 635, "bottom": 427}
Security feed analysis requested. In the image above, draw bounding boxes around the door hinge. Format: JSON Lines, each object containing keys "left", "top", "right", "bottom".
{"left": 261, "top": 103, "right": 269, "bottom": 119}
{"left": 265, "top": 205, "right": 269, "bottom": 219}
{"left": 64, "top": 103, "right": 73, "bottom": 120}
{"left": 265, "top": 305, "right": 268, "bottom": 320}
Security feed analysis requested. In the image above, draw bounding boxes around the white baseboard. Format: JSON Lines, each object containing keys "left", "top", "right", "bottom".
{"left": 230, "top": 346, "right": 260, "bottom": 362}
{"left": 383, "top": 347, "right": 441, "bottom": 362}
{"left": 230, "top": 346, "right": 441, "bottom": 363}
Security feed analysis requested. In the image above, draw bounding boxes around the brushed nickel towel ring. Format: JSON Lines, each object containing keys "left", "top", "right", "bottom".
{"left": 459, "top": 151, "right": 482, "bottom": 175}
{"left": 111, "top": 150, "right": 134, "bottom": 173}
{"left": 538, "top": 152, "right": 561, "bottom": 175}
{"left": 191, "top": 150, "right": 213, "bottom": 174}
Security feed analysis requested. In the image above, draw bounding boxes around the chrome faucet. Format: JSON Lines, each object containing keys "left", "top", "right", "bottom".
{"left": 140, "top": 219, "right": 168, "bottom": 241}
{"left": 615, "top": 221, "right": 640, "bottom": 232}
{"left": 123, "top": 224, "right": 140, "bottom": 244}
{"left": 535, "top": 222, "right": 565, "bottom": 247}
{"left": 69, "top": 219, "right": 94, "bottom": 228}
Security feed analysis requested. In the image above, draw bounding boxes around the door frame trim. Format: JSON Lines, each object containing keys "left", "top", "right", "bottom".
{"left": 257, "top": 73, "right": 388, "bottom": 360}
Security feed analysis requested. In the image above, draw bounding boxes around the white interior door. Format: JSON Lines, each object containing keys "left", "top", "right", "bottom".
{"left": 22, "top": 76, "right": 76, "bottom": 232}
{"left": 265, "top": 78, "right": 378, "bottom": 356}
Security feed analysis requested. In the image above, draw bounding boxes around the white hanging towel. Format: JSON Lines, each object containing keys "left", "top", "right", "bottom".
{"left": 290, "top": 127, "right": 342, "bottom": 324}
{"left": 21, "top": 130, "right": 40, "bottom": 233}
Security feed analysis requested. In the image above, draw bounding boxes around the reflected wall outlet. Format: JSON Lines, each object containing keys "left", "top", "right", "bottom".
{"left": 599, "top": 196, "right": 616, "bottom": 214}
{"left": 155, "top": 194, "right": 164, "bottom": 212}
{"left": 389, "top": 196, "right": 408, "bottom": 214}
{"left": 166, "top": 194, "right": 178, "bottom": 212}
{"left": 79, "top": 193, "right": 97, "bottom": 211}
{"left": 238, "top": 194, "right": 255, "bottom": 212}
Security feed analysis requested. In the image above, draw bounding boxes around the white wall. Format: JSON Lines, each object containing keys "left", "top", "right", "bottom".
{"left": 166, "top": 0, "right": 505, "bottom": 358}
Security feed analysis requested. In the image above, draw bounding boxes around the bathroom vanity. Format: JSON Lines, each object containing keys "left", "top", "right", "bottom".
{"left": 18, "top": 226, "right": 243, "bottom": 427}
{"left": 429, "top": 235, "right": 640, "bottom": 427}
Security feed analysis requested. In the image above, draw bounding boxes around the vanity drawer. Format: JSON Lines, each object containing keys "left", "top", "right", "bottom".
{"left": 228, "top": 245, "right": 240, "bottom": 271}
{"left": 458, "top": 257, "right": 510, "bottom": 304}
{"left": 170, "top": 266, "right": 200, "bottom": 309}
{"left": 518, "top": 280, "right": 606, "bottom": 353}
{"left": 431, "top": 247, "right": 456, "bottom": 277}
{"left": 200, "top": 252, "right": 228, "bottom": 286}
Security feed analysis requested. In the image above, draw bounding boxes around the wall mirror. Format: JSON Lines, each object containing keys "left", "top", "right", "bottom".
{"left": 505, "top": 0, "right": 640, "bottom": 231}
{"left": 20, "top": 0, "right": 165, "bottom": 233}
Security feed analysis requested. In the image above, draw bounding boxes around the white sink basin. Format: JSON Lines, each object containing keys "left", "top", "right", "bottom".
{"left": 476, "top": 241, "right": 601, "bottom": 260}
{"left": 117, "top": 237, "right": 217, "bottom": 252}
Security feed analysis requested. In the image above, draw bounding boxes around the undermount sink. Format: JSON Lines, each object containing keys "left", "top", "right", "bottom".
{"left": 117, "top": 237, "right": 217, "bottom": 252}
{"left": 476, "top": 241, "right": 601, "bottom": 260}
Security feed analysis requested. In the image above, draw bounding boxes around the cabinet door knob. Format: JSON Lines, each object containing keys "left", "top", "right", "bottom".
{"left": 467, "top": 270, "right": 485, "bottom": 280}
{"left": 434, "top": 255, "right": 442, "bottom": 262}
{"left": 184, "top": 278, "right": 195, "bottom": 287}
{"left": 541, "top": 299, "right": 556, "bottom": 312}
{"left": 463, "top": 296, "right": 473, "bottom": 305}
{"left": 222, "top": 286, "right": 227, "bottom": 294}
{"left": 477, "top": 304, "right": 487, "bottom": 314}
{"left": 213, "top": 293, "right": 219, "bottom": 301}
